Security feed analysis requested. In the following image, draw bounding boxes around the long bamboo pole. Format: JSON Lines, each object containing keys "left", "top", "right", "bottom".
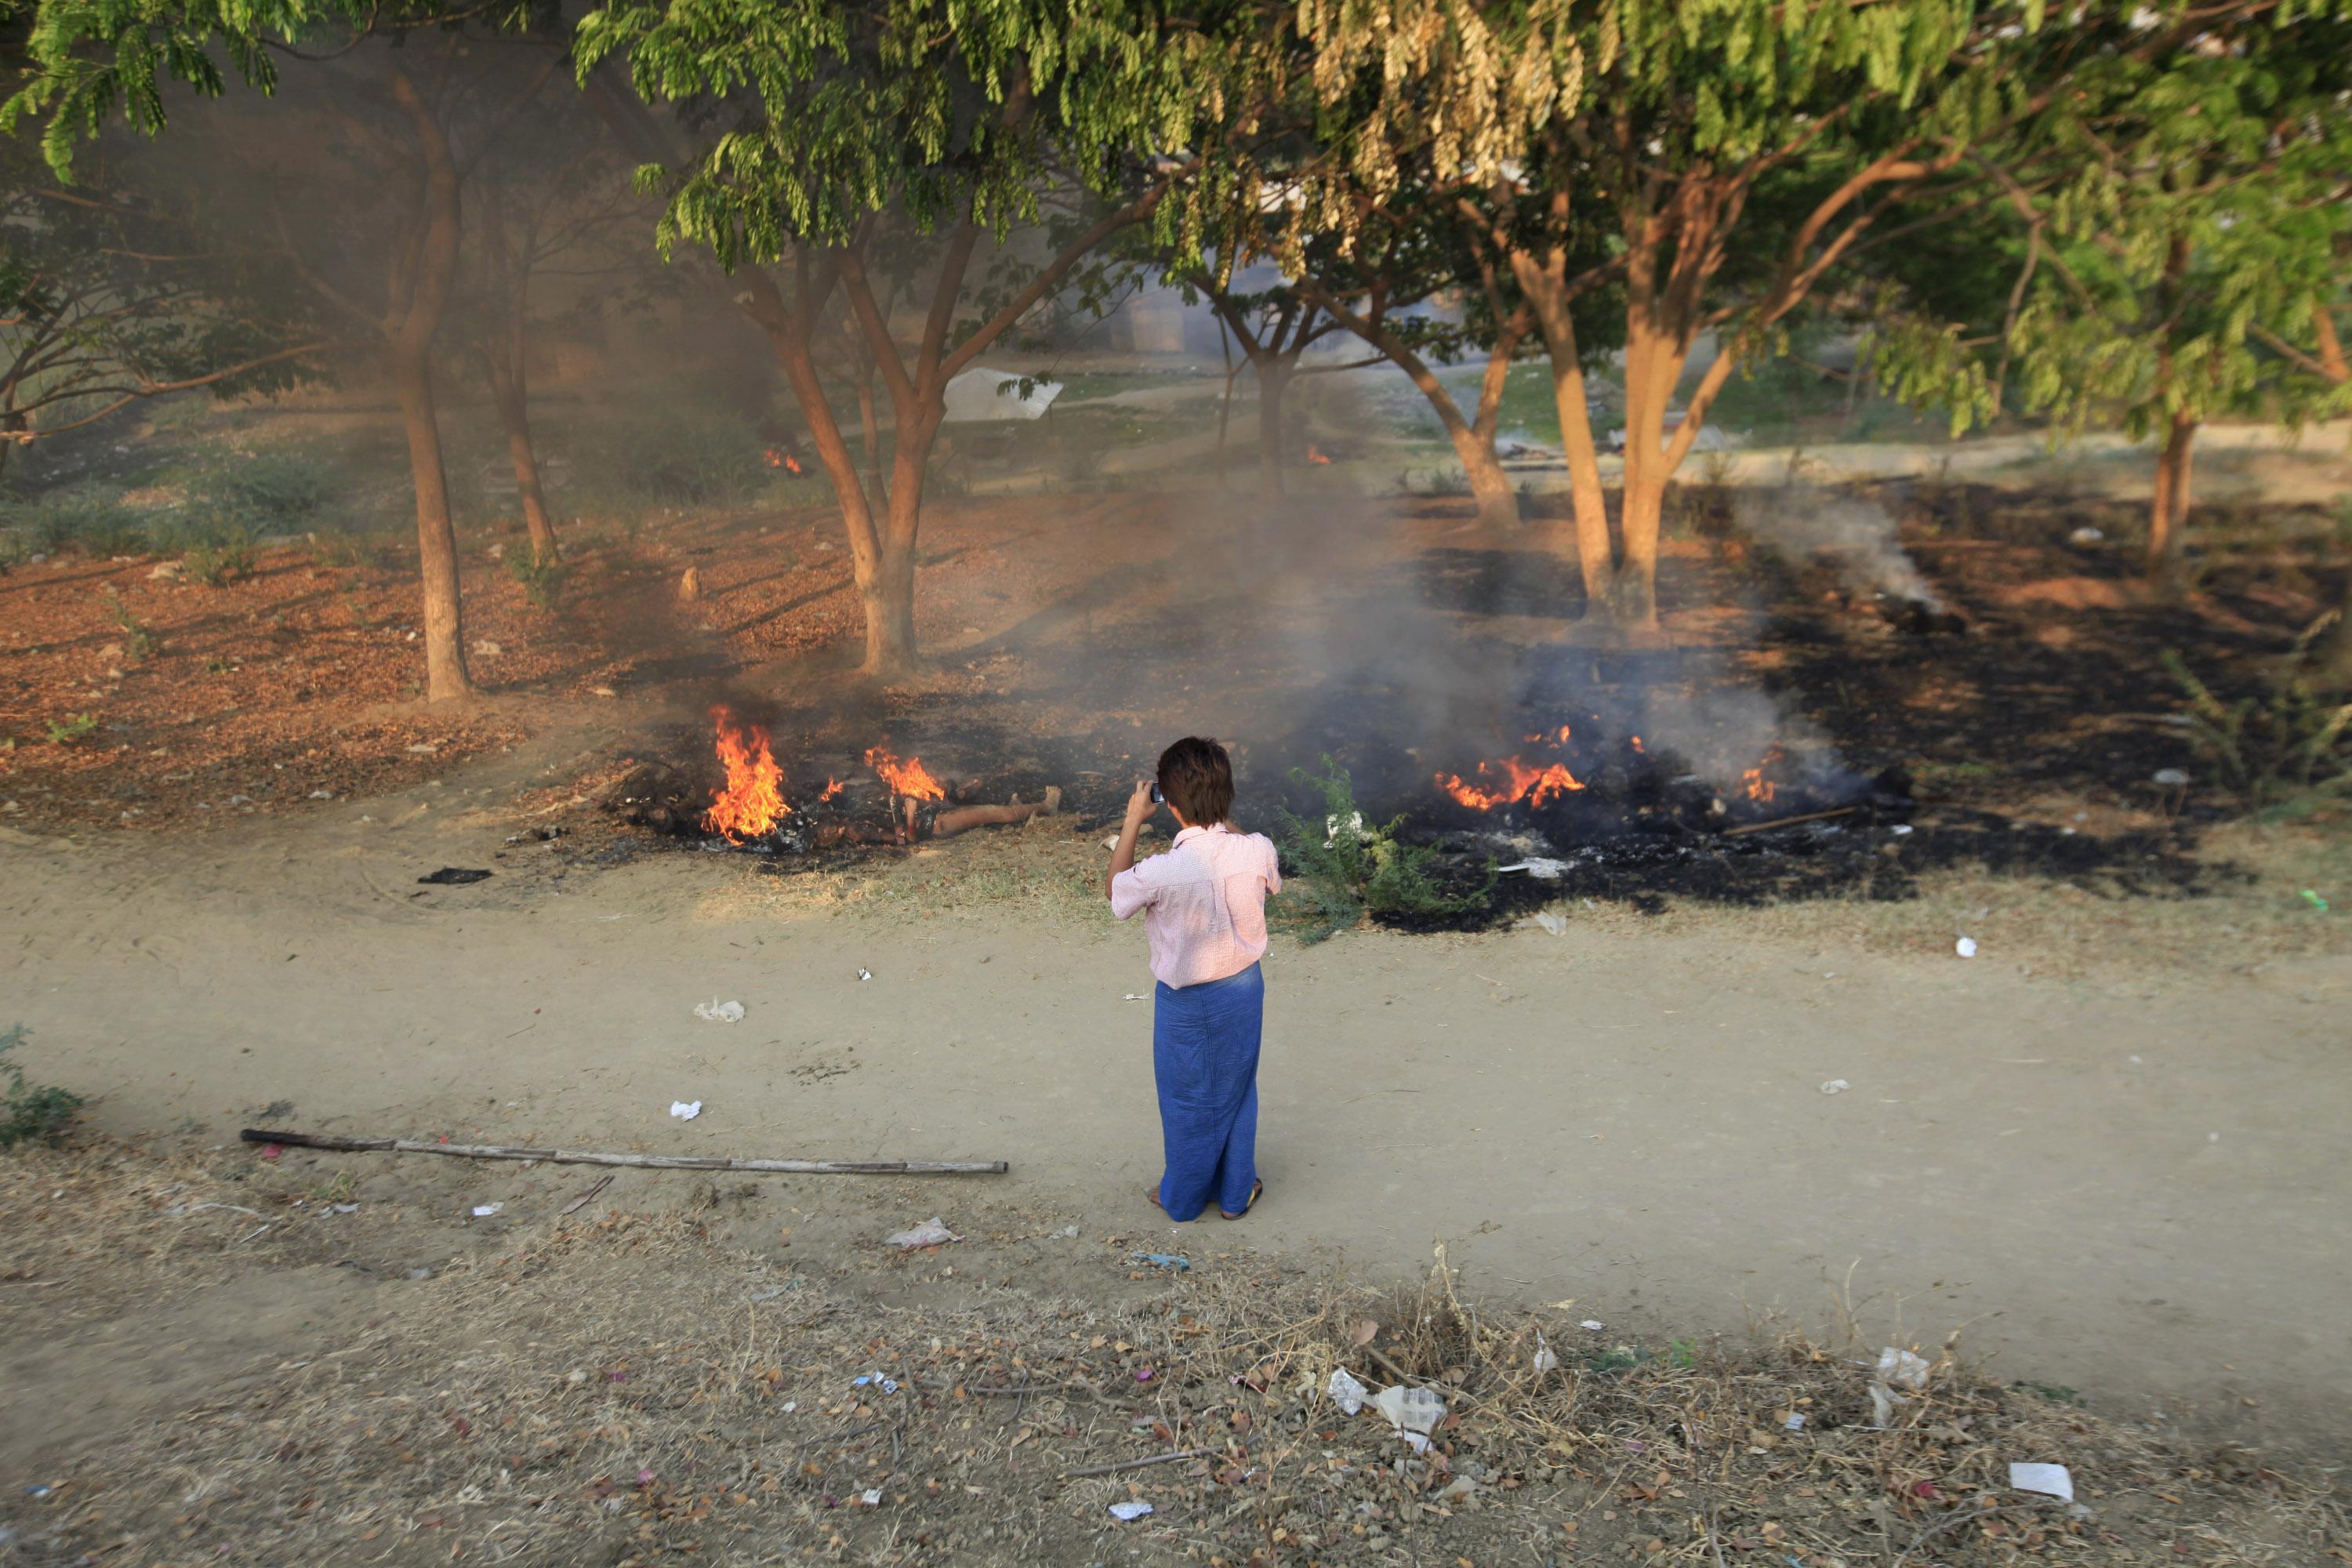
{"left": 241, "top": 1128, "right": 1006, "bottom": 1175}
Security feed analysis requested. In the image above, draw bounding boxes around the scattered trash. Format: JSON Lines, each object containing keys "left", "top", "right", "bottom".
{"left": 405, "top": 742, "right": 439, "bottom": 755}
{"left": 256, "top": 1142, "right": 285, "bottom": 1162}
{"left": 331, "top": 1203, "right": 358, "bottom": 1214}
{"left": 859, "top": 1487, "right": 883, "bottom": 1507}
{"left": 2151, "top": 768, "right": 2190, "bottom": 787}
{"left": 746, "top": 1286, "right": 790, "bottom": 1303}
{"left": 1123, "top": 993, "right": 1149, "bottom": 1002}
{"left": 1108, "top": 1501, "right": 1154, "bottom": 1522}
{"left": 1370, "top": 1384, "right": 1447, "bottom": 1436}
{"left": 1327, "top": 1367, "right": 1368, "bottom": 1415}
{"left": 1580, "top": 1319, "right": 1605, "bottom": 1332}
{"left": 884, "top": 1218, "right": 963, "bottom": 1249}
{"left": 307, "top": 789, "right": 334, "bottom": 800}
{"left": 2067, "top": 525, "right": 2106, "bottom": 546}
{"left": 1784, "top": 1412, "right": 1807, "bottom": 1432}
{"left": 1532, "top": 1332, "right": 1559, "bottom": 1377}
{"left": 1820, "top": 1079, "right": 1851, "bottom": 1095}
{"left": 1058, "top": 1225, "right": 1080, "bottom": 1238}
{"left": 1867, "top": 1381, "right": 1901, "bottom": 1428}
{"left": 669, "top": 1100, "right": 702, "bottom": 1121}
{"left": 474, "top": 641, "right": 502, "bottom": 657}
{"left": 1133, "top": 1367, "right": 1156, "bottom": 1382}
{"left": 852, "top": 1374, "right": 901, "bottom": 1395}
{"left": 1399, "top": 1432, "right": 1432, "bottom": 1454}
{"left": 1498, "top": 858, "right": 1570, "bottom": 880}
{"left": 1131, "top": 1250, "right": 1192, "bottom": 1272}
{"left": 692, "top": 998, "right": 744, "bottom": 1023}
{"left": 1324, "top": 810, "right": 1368, "bottom": 849}
{"left": 1530, "top": 911, "right": 1569, "bottom": 936}
{"left": 2300, "top": 889, "right": 2330, "bottom": 912}
{"left": 1890, "top": 823, "right": 1914, "bottom": 836}
{"left": 1955, "top": 936, "right": 1978, "bottom": 958}
{"left": 26, "top": 1485, "right": 53, "bottom": 1500}
{"left": 418, "top": 867, "right": 492, "bottom": 885}
{"left": 471, "top": 1204, "right": 502, "bottom": 1218}
{"left": 406, "top": 1267, "right": 432, "bottom": 1280}
{"left": 2008, "top": 1462, "right": 2074, "bottom": 1501}
{"left": 856, "top": 968, "right": 873, "bottom": 982}
{"left": 590, "top": 684, "right": 619, "bottom": 699}
{"left": 1876, "top": 1347, "right": 1932, "bottom": 1391}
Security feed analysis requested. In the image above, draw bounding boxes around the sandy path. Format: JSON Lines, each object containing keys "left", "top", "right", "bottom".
{"left": 6, "top": 758, "right": 2346, "bottom": 1454}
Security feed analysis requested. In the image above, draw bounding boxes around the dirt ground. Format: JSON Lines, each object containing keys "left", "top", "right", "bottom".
{"left": 3, "top": 464, "right": 2349, "bottom": 1562}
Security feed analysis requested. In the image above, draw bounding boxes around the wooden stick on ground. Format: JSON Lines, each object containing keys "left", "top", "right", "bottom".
{"left": 241, "top": 1129, "right": 1007, "bottom": 1176}
{"left": 1719, "top": 804, "right": 1864, "bottom": 838}
{"left": 1060, "top": 1448, "right": 1214, "bottom": 1481}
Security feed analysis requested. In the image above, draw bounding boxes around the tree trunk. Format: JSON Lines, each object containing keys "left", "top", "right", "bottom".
{"left": 1447, "top": 424, "right": 1519, "bottom": 529}
{"left": 2323, "top": 561, "right": 2352, "bottom": 682}
{"left": 1512, "top": 259, "right": 1616, "bottom": 609}
{"left": 1613, "top": 311, "right": 1682, "bottom": 633}
{"left": 1254, "top": 361, "right": 1289, "bottom": 498}
{"left": 488, "top": 364, "right": 559, "bottom": 564}
{"left": 2148, "top": 410, "right": 2197, "bottom": 579}
{"left": 864, "top": 412, "right": 938, "bottom": 676}
{"left": 391, "top": 347, "right": 475, "bottom": 701}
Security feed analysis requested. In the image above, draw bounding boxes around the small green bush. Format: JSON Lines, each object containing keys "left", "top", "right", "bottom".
{"left": 101, "top": 590, "right": 158, "bottom": 662}
{"left": 13, "top": 485, "right": 153, "bottom": 557}
{"left": 573, "top": 407, "right": 771, "bottom": 509}
{"left": 182, "top": 526, "right": 258, "bottom": 586}
{"left": 2163, "top": 647, "right": 2352, "bottom": 811}
{"left": 188, "top": 448, "right": 342, "bottom": 531}
{"left": 42, "top": 712, "right": 100, "bottom": 745}
{"left": 0, "top": 1023, "right": 82, "bottom": 1149}
{"left": 1273, "top": 759, "right": 1493, "bottom": 942}
{"left": 505, "top": 547, "right": 568, "bottom": 612}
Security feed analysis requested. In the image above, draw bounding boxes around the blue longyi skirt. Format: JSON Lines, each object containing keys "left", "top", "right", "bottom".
{"left": 1152, "top": 961, "right": 1264, "bottom": 1222}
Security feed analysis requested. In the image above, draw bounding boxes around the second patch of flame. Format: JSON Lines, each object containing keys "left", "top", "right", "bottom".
{"left": 865, "top": 745, "right": 946, "bottom": 801}
{"left": 1436, "top": 756, "right": 1584, "bottom": 811}
{"left": 705, "top": 706, "right": 788, "bottom": 841}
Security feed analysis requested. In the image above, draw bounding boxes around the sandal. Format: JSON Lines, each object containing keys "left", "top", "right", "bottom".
{"left": 1220, "top": 1179, "right": 1264, "bottom": 1221}
{"left": 1145, "top": 1183, "right": 1163, "bottom": 1213}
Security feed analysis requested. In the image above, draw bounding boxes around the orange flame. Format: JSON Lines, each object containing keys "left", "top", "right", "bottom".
{"left": 1436, "top": 757, "right": 1584, "bottom": 811}
{"left": 864, "top": 744, "right": 946, "bottom": 801}
{"left": 818, "top": 776, "right": 844, "bottom": 803}
{"left": 1630, "top": 735, "right": 1646, "bottom": 753}
{"left": 786, "top": 454, "right": 803, "bottom": 475}
{"left": 763, "top": 448, "right": 804, "bottom": 475}
{"left": 1740, "top": 744, "right": 1789, "bottom": 804}
{"left": 1306, "top": 445, "right": 1332, "bottom": 465}
{"left": 1523, "top": 723, "right": 1573, "bottom": 746}
{"left": 704, "top": 706, "right": 789, "bottom": 841}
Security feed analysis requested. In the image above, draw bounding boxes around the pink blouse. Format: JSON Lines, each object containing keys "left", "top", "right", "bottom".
{"left": 1109, "top": 824, "right": 1283, "bottom": 988}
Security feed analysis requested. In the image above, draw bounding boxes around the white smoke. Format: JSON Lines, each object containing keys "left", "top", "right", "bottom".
{"left": 1733, "top": 488, "right": 1942, "bottom": 608}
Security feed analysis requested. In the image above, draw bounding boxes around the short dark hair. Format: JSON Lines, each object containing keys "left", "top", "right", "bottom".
{"left": 1156, "top": 735, "right": 1233, "bottom": 826}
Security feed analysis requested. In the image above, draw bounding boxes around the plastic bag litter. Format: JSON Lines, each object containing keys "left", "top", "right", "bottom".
{"left": 2009, "top": 1462, "right": 2074, "bottom": 1501}
{"left": 1868, "top": 1381, "right": 1903, "bottom": 1428}
{"left": 1820, "top": 1079, "right": 1852, "bottom": 1094}
{"left": 1955, "top": 936, "right": 1978, "bottom": 959}
{"left": 1783, "top": 1412, "right": 1807, "bottom": 1432}
{"left": 884, "top": 1218, "right": 962, "bottom": 1249}
{"left": 1500, "top": 858, "right": 1570, "bottom": 880}
{"left": 1532, "top": 1332, "right": 1559, "bottom": 1377}
{"left": 669, "top": 1100, "right": 702, "bottom": 1120}
{"left": 1530, "top": 911, "right": 1569, "bottom": 936}
{"left": 693, "top": 998, "right": 744, "bottom": 1023}
{"left": 1108, "top": 1501, "right": 1154, "bottom": 1522}
{"left": 470, "top": 1203, "right": 502, "bottom": 1218}
{"left": 1131, "top": 1250, "right": 1191, "bottom": 1272}
{"left": 1327, "top": 1368, "right": 1367, "bottom": 1416}
{"left": 1371, "top": 1385, "right": 1447, "bottom": 1436}
{"left": 1399, "top": 1432, "right": 1432, "bottom": 1454}
{"left": 859, "top": 1488, "right": 883, "bottom": 1507}
{"left": 1580, "top": 1319, "right": 1605, "bottom": 1332}
{"left": 1875, "top": 1347, "right": 1931, "bottom": 1391}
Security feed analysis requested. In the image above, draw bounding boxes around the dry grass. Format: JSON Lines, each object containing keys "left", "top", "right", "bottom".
{"left": 2, "top": 1141, "right": 2339, "bottom": 1567}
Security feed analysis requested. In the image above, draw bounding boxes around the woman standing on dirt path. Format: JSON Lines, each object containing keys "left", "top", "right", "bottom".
{"left": 1106, "top": 737, "right": 1283, "bottom": 1223}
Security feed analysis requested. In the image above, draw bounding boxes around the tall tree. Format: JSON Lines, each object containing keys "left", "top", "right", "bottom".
{"left": 574, "top": 0, "right": 1237, "bottom": 675}
{"left": 0, "top": 134, "right": 331, "bottom": 481}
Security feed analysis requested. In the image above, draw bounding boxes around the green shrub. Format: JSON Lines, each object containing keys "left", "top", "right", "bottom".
{"left": 505, "top": 547, "right": 568, "bottom": 612}
{"left": 1273, "top": 759, "right": 1493, "bottom": 942}
{"left": 574, "top": 407, "right": 771, "bottom": 509}
{"left": 182, "top": 526, "right": 258, "bottom": 586}
{"left": 101, "top": 590, "right": 158, "bottom": 662}
{"left": 12, "top": 485, "right": 153, "bottom": 557}
{"left": 2163, "top": 647, "right": 2352, "bottom": 811}
{"left": 42, "top": 712, "right": 100, "bottom": 745}
{"left": 188, "top": 448, "right": 342, "bottom": 531}
{"left": 0, "top": 1023, "right": 82, "bottom": 1149}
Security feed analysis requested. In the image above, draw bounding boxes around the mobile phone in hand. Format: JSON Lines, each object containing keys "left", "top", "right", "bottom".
{"left": 1149, "top": 782, "right": 1163, "bottom": 804}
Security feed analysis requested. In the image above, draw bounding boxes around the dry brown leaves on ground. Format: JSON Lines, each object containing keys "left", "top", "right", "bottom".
{"left": 0, "top": 1142, "right": 2337, "bottom": 1568}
